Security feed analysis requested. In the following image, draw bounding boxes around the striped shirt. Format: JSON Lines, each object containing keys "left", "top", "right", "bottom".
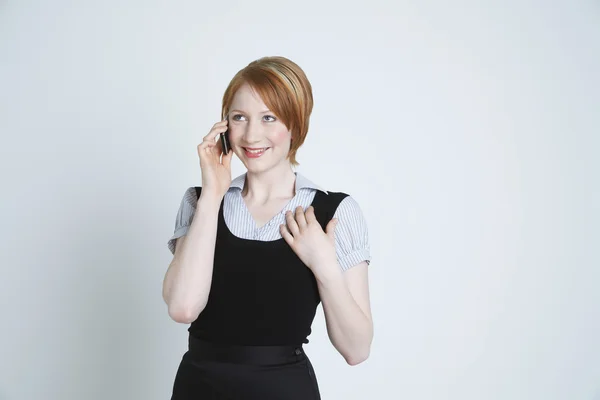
{"left": 168, "top": 172, "right": 370, "bottom": 271}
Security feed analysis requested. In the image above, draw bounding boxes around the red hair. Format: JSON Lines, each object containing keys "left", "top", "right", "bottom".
{"left": 221, "top": 56, "right": 313, "bottom": 166}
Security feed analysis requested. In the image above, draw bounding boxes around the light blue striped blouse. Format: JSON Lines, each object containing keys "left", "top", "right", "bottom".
{"left": 168, "top": 172, "right": 371, "bottom": 271}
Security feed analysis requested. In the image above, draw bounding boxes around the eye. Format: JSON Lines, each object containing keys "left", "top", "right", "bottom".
{"left": 232, "top": 114, "right": 246, "bottom": 121}
{"left": 263, "top": 115, "right": 276, "bottom": 122}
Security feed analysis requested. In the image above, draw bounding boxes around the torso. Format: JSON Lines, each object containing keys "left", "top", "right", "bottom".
{"left": 221, "top": 175, "right": 320, "bottom": 242}
{"left": 242, "top": 194, "right": 295, "bottom": 228}
{"left": 189, "top": 187, "right": 349, "bottom": 346}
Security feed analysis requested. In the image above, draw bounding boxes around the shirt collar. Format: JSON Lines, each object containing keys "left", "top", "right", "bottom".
{"left": 230, "top": 172, "right": 328, "bottom": 194}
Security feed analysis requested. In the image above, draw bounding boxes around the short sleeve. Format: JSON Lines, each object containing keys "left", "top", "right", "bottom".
{"left": 332, "top": 196, "right": 371, "bottom": 271}
{"left": 167, "top": 187, "right": 198, "bottom": 254}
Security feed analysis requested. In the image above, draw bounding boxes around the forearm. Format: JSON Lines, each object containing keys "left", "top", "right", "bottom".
{"left": 163, "top": 193, "right": 221, "bottom": 323}
{"left": 316, "top": 267, "right": 373, "bottom": 365}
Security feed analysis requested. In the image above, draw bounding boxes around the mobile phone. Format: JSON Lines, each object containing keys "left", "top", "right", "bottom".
{"left": 220, "top": 129, "right": 231, "bottom": 154}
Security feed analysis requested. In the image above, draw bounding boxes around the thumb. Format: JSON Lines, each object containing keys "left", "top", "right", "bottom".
{"left": 222, "top": 149, "right": 233, "bottom": 169}
{"left": 326, "top": 218, "right": 338, "bottom": 240}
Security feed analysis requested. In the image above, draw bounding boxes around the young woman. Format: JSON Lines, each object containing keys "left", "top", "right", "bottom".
{"left": 163, "top": 56, "right": 373, "bottom": 399}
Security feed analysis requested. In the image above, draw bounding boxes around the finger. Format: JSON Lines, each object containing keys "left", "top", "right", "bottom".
{"left": 206, "top": 121, "right": 227, "bottom": 135}
{"left": 294, "top": 206, "right": 307, "bottom": 229}
{"left": 203, "top": 120, "right": 229, "bottom": 143}
{"left": 280, "top": 223, "right": 294, "bottom": 244}
{"left": 213, "top": 119, "right": 229, "bottom": 129}
{"left": 215, "top": 135, "right": 224, "bottom": 157}
{"left": 326, "top": 218, "right": 339, "bottom": 241}
{"left": 305, "top": 206, "right": 318, "bottom": 225}
{"left": 197, "top": 141, "right": 209, "bottom": 155}
{"left": 285, "top": 210, "right": 300, "bottom": 236}
{"left": 198, "top": 140, "right": 217, "bottom": 153}
{"left": 203, "top": 129, "right": 225, "bottom": 144}
{"left": 222, "top": 147, "right": 234, "bottom": 169}
{"left": 197, "top": 141, "right": 218, "bottom": 159}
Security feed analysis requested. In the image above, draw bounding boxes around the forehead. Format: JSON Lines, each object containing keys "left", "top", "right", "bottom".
{"left": 230, "top": 83, "right": 269, "bottom": 111}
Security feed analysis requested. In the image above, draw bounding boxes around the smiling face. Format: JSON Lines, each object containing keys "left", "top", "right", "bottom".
{"left": 227, "top": 83, "right": 293, "bottom": 174}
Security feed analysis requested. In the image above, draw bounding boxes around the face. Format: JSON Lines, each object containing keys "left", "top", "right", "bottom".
{"left": 227, "top": 83, "right": 292, "bottom": 174}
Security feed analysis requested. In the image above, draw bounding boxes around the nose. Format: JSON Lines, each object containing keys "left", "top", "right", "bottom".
{"left": 242, "top": 119, "right": 263, "bottom": 145}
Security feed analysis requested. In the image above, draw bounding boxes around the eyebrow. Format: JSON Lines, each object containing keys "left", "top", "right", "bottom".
{"left": 229, "top": 109, "right": 272, "bottom": 114}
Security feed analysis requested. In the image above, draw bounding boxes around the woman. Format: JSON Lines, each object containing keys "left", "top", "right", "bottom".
{"left": 163, "top": 56, "right": 373, "bottom": 399}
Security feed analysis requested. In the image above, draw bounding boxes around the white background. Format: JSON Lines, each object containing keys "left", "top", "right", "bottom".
{"left": 1, "top": 1, "right": 599, "bottom": 399}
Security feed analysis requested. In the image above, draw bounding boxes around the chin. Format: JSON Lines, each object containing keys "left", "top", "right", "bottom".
{"left": 243, "top": 157, "right": 290, "bottom": 175}
{"left": 244, "top": 162, "right": 275, "bottom": 175}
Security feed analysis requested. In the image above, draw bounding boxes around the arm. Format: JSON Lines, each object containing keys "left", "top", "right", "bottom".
{"left": 316, "top": 261, "right": 373, "bottom": 366}
{"left": 162, "top": 191, "right": 222, "bottom": 323}
{"left": 281, "top": 196, "right": 373, "bottom": 365}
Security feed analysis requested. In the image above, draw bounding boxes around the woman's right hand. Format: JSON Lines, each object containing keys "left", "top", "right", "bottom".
{"left": 197, "top": 119, "right": 234, "bottom": 199}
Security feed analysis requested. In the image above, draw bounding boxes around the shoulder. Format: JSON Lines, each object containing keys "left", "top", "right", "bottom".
{"left": 315, "top": 190, "right": 364, "bottom": 219}
{"left": 166, "top": 186, "right": 199, "bottom": 254}
{"left": 333, "top": 193, "right": 362, "bottom": 214}
{"left": 326, "top": 193, "right": 371, "bottom": 271}
{"left": 184, "top": 186, "right": 200, "bottom": 204}
{"left": 331, "top": 194, "right": 368, "bottom": 235}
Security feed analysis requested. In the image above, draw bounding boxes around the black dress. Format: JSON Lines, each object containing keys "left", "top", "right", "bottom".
{"left": 170, "top": 187, "right": 348, "bottom": 400}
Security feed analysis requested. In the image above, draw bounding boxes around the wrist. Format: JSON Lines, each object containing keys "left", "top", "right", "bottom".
{"left": 197, "top": 191, "right": 223, "bottom": 210}
{"left": 313, "top": 259, "right": 343, "bottom": 286}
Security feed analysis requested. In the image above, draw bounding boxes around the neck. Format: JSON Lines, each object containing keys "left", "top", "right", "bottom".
{"left": 243, "top": 164, "right": 296, "bottom": 202}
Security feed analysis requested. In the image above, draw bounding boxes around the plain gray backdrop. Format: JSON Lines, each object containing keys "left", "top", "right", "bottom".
{"left": 1, "top": 1, "right": 599, "bottom": 399}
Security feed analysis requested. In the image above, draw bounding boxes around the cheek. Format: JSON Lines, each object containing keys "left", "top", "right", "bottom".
{"left": 228, "top": 127, "right": 242, "bottom": 142}
{"left": 271, "top": 128, "right": 292, "bottom": 147}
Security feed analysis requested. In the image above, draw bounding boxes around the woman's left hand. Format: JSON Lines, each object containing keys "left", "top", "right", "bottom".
{"left": 280, "top": 206, "right": 339, "bottom": 277}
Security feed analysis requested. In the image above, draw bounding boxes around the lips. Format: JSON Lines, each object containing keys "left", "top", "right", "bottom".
{"left": 243, "top": 147, "right": 269, "bottom": 158}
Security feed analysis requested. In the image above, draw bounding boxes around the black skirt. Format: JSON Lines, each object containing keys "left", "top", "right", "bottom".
{"left": 170, "top": 335, "right": 321, "bottom": 400}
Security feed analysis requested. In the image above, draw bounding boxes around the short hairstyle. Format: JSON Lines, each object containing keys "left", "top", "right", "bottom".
{"left": 221, "top": 56, "right": 313, "bottom": 166}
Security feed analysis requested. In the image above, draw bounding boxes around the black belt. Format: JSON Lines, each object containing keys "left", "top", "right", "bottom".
{"left": 187, "top": 335, "right": 306, "bottom": 365}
